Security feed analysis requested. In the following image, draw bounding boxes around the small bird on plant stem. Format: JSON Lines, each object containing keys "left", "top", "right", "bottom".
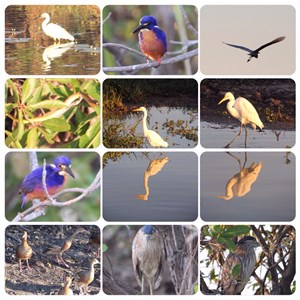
{"left": 19, "top": 156, "right": 75, "bottom": 209}
{"left": 132, "top": 15, "right": 167, "bottom": 66}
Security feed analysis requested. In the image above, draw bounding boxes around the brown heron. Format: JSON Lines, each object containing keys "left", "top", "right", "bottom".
{"left": 218, "top": 92, "right": 264, "bottom": 148}
{"left": 132, "top": 225, "right": 164, "bottom": 295}
{"left": 223, "top": 36, "right": 285, "bottom": 62}
{"left": 220, "top": 236, "right": 259, "bottom": 294}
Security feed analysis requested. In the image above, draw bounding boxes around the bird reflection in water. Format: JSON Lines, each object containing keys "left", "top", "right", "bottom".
{"left": 217, "top": 152, "right": 263, "bottom": 201}
{"left": 42, "top": 42, "right": 75, "bottom": 71}
{"left": 136, "top": 155, "right": 169, "bottom": 201}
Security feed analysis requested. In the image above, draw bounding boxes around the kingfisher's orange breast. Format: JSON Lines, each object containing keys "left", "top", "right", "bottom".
{"left": 139, "top": 30, "right": 166, "bottom": 61}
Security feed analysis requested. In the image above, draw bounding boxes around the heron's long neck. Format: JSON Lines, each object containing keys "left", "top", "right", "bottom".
{"left": 142, "top": 113, "right": 149, "bottom": 136}
{"left": 42, "top": 16, "right": 50, "bottom": 31}
{"left": 227, "top": 100, "right": 240, "bottom": 120}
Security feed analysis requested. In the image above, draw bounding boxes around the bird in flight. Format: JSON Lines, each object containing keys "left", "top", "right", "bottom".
{"left": 223, "top": 36, "right": 285, "bottom": 62}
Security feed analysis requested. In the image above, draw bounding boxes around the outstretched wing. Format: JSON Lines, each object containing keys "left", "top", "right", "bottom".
{"left": 255, "top": 36, "right": 285, "bottom": 52}
{"left": 222, "top": 42, "right": 252, "bottom": 53}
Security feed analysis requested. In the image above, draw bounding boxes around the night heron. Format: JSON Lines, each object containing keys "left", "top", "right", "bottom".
{"left": 133, "top": 107, "right": 168, "bottom": 148}
{"left": 223, "top": 36, "right": 285, "bottom": 62}
{"left": 220, "top": 236, "right": 259, "bottom": 294}
{"left": 218, "top": 92, "right": 264, "bottom": 148}
{"left": 132, "top": 225, "right": 164, "bottom": 295}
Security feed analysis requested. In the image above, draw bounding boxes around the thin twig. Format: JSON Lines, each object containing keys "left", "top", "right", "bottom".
{"left": 179, "top": 5, "right": 198, "bottom": 37}
{"left": 103, "top": 12, "right": 112, "bottom": 24}
{"left": 103, "top": 43, "right": 144, "bottom": 58}
{"left": 42, "top": 159, "right": 55, "bottom": 203}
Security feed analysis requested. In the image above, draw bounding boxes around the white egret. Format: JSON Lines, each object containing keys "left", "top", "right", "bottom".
{"left": 218, "top": 92, "right": 264, "bottom": 148}
{"left": 133, "top": 106, "right": 168, "bottom": 148}
{"left": 40, "top": 13, "right": 75, "bottom": 43}
{"left": 223, "top": 36, "right": 285, "bottom": 62}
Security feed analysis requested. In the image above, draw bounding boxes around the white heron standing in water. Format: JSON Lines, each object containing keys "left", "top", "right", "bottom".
{"left": 218, "top": 92, "right": 264, "bottom": 148}
{"left": 39, "top": 13, "right": 75, "bottom": 42}
{"left": 133, "top": 107, "right": 168, "bottom": 148}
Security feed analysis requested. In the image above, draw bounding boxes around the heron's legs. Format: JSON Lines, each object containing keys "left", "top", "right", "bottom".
{"left": 244, "top": 125, "right": 248, "bottom": 148}
{"left": 149, "top": 278, "right": 154, "bottom": 295}
{"left": 225, "top": 123, "right": 243, "bottom": 148}
{"left": 141, "top": 276, "right": 145, "bottom": 295}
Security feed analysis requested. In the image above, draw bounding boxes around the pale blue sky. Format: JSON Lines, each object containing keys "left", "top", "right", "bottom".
{"left": 200, "top": 5, "right": 295, "bottom": 75}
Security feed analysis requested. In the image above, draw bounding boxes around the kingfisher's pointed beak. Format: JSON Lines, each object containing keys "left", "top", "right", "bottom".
{"left": 62, "top": 165, "right": 75, "bottom": 178}
{"left": 132, "top": 24, "right": 146, "bottom": 35}
{"left": 64, "top": 165, "right": 75, "bottom": 178}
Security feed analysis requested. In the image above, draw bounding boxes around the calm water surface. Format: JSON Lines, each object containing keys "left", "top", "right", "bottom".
{"left": 200, "top": 121, "right": 295, "bottom": 148}
{"left": 201, "top": 152, "right": 295, "bottom": 221}
{"left": 103, "top": 152, "right": 198, "bottom": 221}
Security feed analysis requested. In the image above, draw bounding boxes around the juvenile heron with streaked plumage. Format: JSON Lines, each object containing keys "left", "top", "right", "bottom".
{"left": 132, "top": 225, "right": 165, "bottom": 295}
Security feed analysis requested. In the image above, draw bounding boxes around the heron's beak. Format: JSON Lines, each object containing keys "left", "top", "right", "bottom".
{"left": 218, "top": 97, "right": 228, "bottom": 105}
{"left": 133, "top": 108, "right": 141, "bottom": 112}
{"left": 132, "top": 24, "right": 147, "bottom": 35}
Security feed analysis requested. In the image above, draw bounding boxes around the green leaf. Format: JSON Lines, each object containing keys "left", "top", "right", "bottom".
{"left": 80, "top": 79, "right": 100, "bottom": 100}
{"left": 16, "top": 109, "right": 24, "bottom": 141}
{"left": 222, "top": 226, "right": 251, "bottom": 237}
{"left": 53, "top": 85, "right": 72, "bottom": 98}
{"left": 232, "top": 264, "right": 241, "bottom": 278}
{"left": 29, "top": 100, "right": 67, "bottom": 110}
{"left": 26, "top": 128, "right": 39, "bottom": 148}
{"left": 38, "top": 128, "right": 55, "bottom": 144}
{"left": 6, "top": 79, "right": 20, "bottom": 102}
{"left": 25, "top": 85, "right": 44, "bottom": 105}
{"left": 217, "top": 237, "right": 236, "bottom": 251}
{"left": 209, "top": 225, "right": 223, "bottom": 237}
{"left": 42, "top": 118, "right": 70, "bottom": 132}
{"left": 102, "top": 243, "right": 108, "bottom": 253}
{"left": 5, "top": 130, "right": 23, "bottom": 148}
{"left": 22, "top": 79, "right": 40, "bottom": 103}
{"left": 79, "top": 121, "right": 100, "bottom": 148}
{"left": 5, "top": 103, "right": 17, "bottom": 114}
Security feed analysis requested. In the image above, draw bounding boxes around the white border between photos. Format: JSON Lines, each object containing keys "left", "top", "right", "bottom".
{"left": 1, "top": 0, "right": 298, "bottom": 299}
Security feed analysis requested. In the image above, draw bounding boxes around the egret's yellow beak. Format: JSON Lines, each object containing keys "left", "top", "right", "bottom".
{"left": 218, "top": 96, "right": 228, "bottom": 105}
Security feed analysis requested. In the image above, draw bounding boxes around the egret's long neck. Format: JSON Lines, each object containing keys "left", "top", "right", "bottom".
{"left": 226, "top": 100, "right": 240, "bottom": 120}
{"left": 42, "top": 15, "right": 50, "bottom": 31}
{"left": 142, "top": 112, "right": 149, "bottom": 136}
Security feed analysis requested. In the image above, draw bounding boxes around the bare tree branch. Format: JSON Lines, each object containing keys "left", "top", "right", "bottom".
{"left": 179, "top": 5, "right": 198, "bottom": 37}
{"left": 103, "top": 48, "right": 198, "bottom": 73}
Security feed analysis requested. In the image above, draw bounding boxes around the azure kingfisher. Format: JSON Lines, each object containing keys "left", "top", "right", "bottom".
{"left": 19, "top": 156, "right": 75, "bottom": 209}
{"left": 132, "top": 15, "right": 167, "bottom": 65}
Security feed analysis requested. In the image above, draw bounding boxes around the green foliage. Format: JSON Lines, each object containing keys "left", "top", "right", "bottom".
{"left": 5, "top": 78, "right": 100, "bottom": 148}
{"left": 102, "top": 243, "right": 108, "bottom": 253}
{"left": 232, "top": 264, "right": 241, "bottom": 278}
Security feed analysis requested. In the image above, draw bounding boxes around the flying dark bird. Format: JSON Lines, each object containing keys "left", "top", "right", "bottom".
{"left": 223, "top": 36, "right": 285, "bottom": 62}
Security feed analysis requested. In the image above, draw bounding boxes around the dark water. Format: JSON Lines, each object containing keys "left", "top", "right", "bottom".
{"left": 200, "top": 152, "right": 295, "bottom": 221}
{"left": 200, "top": 121, "right": 295, "bottom": 148}
{"left": 103, "top": 152, "right": 198, "bottom": 221}
{"left": 5, "top": 5, "right": 100, "bottom": 75}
